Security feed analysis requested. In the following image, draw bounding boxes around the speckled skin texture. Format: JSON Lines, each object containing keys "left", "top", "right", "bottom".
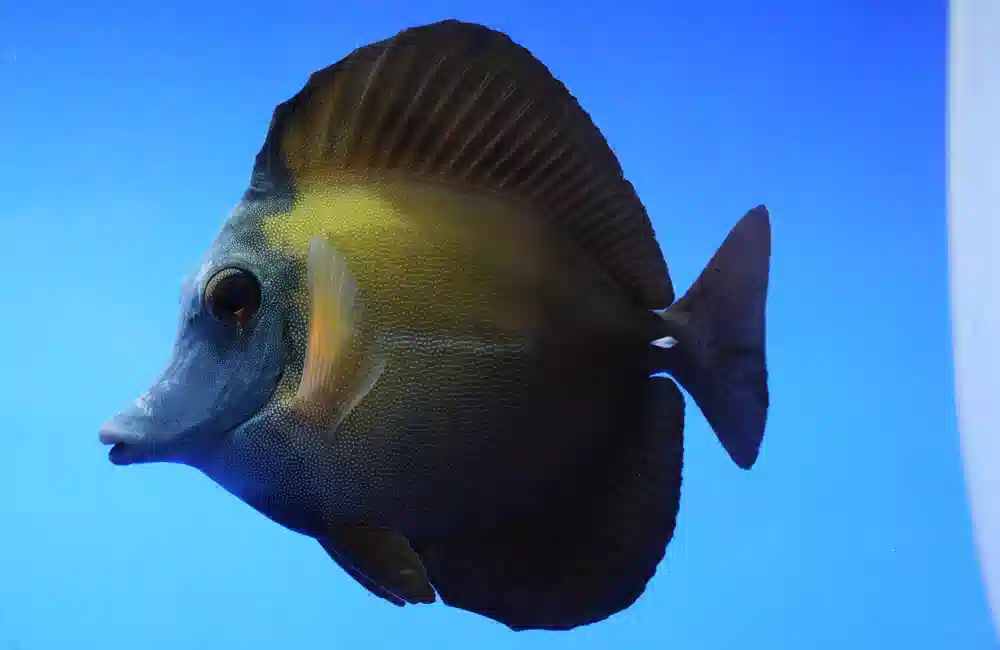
{"left": 95, "top": 19, "right": 774, "bottom": 631}
{"left": 98, "top": 19, "right": 776, "bottom": 632}
{"left": 186, "top": 174, "right": 666, "bottom": 541}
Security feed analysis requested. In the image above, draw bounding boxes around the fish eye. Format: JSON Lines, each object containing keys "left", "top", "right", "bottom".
{"left": 204, "top": 267, "right": 262, "bottom": 327}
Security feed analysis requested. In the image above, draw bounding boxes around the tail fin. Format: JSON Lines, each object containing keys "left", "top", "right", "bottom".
{"left": 654, "top": 206, "right": 771, "bottom": 469}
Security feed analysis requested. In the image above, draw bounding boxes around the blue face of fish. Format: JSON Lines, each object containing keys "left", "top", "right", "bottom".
{"left": 100, "top": 206, "right": 290, "bottom": 468}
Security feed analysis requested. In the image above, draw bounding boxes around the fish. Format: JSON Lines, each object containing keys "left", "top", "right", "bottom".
{"left": 99, "top": 19, "right": 772, "bottom": 631}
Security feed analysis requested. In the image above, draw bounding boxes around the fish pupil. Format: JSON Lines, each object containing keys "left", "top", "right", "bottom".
{"left": 205, "top": 268, "right": 262, "bottom": 327}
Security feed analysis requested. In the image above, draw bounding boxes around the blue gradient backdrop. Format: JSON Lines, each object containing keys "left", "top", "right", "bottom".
{"left": 1, "top": 1, "right": 992, "bottom": 649}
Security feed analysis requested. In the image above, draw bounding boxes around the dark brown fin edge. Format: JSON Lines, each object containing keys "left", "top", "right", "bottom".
{"left": 410, "top": 377, "right": 685, "bottom": 631}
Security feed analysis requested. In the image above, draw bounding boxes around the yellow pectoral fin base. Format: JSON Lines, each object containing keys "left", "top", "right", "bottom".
{"left": 293, "top": 237, "right": 383, "bottom": 424}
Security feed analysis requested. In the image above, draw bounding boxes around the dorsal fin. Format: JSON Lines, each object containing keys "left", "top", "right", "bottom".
{"left": 248, "top": 19, "right": 674, "bottom": 308}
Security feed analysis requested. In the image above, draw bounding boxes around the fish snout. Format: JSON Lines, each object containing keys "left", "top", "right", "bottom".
{"left": 98, "top": 418, "right": 148, "bottom": 466}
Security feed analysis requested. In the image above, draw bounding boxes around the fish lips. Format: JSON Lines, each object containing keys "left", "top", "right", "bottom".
{"left": 99, "top": 366, "right": 284, "bottom": 467}
{"left": 98, "top": 414, "right": 222, "bottom": 467}
{"left": 99, "top": 424, "right": 146, "bottom": 466}
{"left": 108, "top": 442, "right": 139, "bottom": 466}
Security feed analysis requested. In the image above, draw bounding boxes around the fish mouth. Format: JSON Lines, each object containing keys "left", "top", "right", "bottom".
{"left": 99, "top": 416, "right": 250, "bottom": 467}
{"left": 107, "top": 442, "right": 136, "bottom": 466}
{"left": 99, "top": 421, "right": 229, "bottom": 467}
{"left": 99, "top": 426, "right": 147, "bottom": 466}
{"left": 99, "top": 368, "right": 285, "bottom": 467}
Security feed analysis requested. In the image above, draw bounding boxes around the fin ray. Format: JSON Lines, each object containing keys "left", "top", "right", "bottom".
{"left": 250, "top": 19, "right": 673, "bottom": 309}
{"left": 293, "top": 237, "right": 384, "bottom": 424}
{"left": 657, "top": 206, "right": 771, "bottom": 469}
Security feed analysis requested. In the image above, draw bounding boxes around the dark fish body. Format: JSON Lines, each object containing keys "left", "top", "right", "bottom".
{"left": 218, "top": 175, "right": 664, "bottom": 537}
{"left": 101, "top": 20, "right": 772, "bottom": 632}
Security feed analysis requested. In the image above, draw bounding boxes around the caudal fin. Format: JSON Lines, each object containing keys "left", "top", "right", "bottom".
{"left": 655, "top": 206, "right": 771, "bottom": 469}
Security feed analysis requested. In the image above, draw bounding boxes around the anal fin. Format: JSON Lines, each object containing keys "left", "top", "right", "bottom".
{"left": 411, "top": 377, "right": 685, "bottom": 631}
{"left": 319, "top": 523, "right": 436, "bottom": 606}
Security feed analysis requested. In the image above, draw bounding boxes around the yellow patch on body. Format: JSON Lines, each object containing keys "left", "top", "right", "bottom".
{"left": 260, "top": 171, "right": 550, "bottom": 338}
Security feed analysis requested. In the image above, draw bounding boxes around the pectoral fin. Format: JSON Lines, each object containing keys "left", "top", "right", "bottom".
{"left": 319, "top": 524, "right": 436, "bottom": 606}
{"left": 293, "top": 237, "right": 385, "bottom": 424}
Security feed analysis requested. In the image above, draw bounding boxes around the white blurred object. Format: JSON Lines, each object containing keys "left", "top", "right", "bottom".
{"left": 949, "top": 0, "right": 1000, "bottom": 642}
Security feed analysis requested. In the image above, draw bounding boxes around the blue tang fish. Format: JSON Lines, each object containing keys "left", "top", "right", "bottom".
{"left": 100, "top": 19, "right": 772, "bottom": 631}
